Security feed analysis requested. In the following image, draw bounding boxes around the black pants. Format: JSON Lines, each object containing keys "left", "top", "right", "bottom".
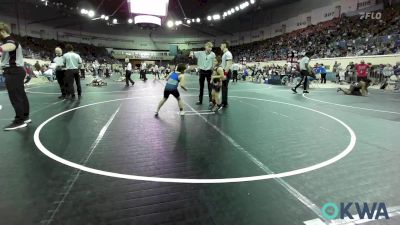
{"left": 153, "top": 72, "right": 160, "bottom": 79}
{"left": 98, "top": 69, "right": 102, "bottom": 77}
{"left": 4, "top": 67, "right": 30, "bottom": 122}
{"left": 80, "top": 69, "right": 85, "bottom": 79}
{"left": 56, "top": 70, "right": 66, "bottom": 96}
{"left": 140, "top": 70, "right": 147, "bottom": 80}
{"left": 125, "top": 70, "right": 134, "bottom": 85}
{"left": 199, "top": 70, "right": 212, "bottom": 103}
{"left": 232, "top": 70, "right": 238, "bottom": 82}
{"left": 321, "top": 73, "right": 327, "bottom": 83}
{"left": 65, "top": 69, "right": 81, "bottom": 97}
{"left": 74, "top": 70, "right": 82, "bottom": 96}
{"left": 24, "top": 76, "right": 31, "bottom": 84}
{"left": 222, "top": 70, "right": 231, "bottom": 106}
{"left": 295, "top": 70, "right": 309, "bottom": 91}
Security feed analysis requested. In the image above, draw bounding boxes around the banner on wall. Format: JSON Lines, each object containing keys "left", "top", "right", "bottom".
{"left": 311, "top": 5, "right": 335, "bottom": 24}
{"left": 340, "top": 0, "right": 359, "bottom": 14}
{"left": 296, "top": 13, "right": 312, "bottom": 28}
{"left": 357, "top": 0, "right": 376, "bottom": 10}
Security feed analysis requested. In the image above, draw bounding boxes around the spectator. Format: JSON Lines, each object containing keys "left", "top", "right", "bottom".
{"left": 34, "top": 60, "right": 41, "bottom": 71}
{"left": 356, "top": 60, "right": 370, "bottom": 82}
{"left": 346, "top": 62, "right": 356, "bottom": 83}
{"left": 318, "top": 64, "right": 327, "bottom": 84}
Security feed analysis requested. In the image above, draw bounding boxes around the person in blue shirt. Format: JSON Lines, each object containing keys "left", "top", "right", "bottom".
{"left": 155, "top": 64, "right": 188, "bottom": 116}
{"left": 243, "top": 67, "right": 249, "bottom": 81}
{"left": 317, "top": 64, "right": 327, "bottom": 84}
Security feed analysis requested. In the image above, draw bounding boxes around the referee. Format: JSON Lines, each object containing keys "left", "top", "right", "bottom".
{"left": 221, "top": 41, "right": 233, "bottom": 107}
{"left": 0, "top": 22, "right": 30, "bottom": 131}
{"left": 63, "top": 44, "right": 82, "bottom": 99}
{"left": 125, "top": 58, "right": 135, "bottom": 87}
{"left": 292, "top": 51, "right": 313, "bottom": 94}
{"left": 190, "top": 42, "right": 216, "bottom": 105}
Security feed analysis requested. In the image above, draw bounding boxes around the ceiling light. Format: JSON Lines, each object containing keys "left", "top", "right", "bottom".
{"left": 186, "top": 19, "right": 191, "bottom": 24}
{"left": 212, "top": 14, "right": 220, "bottom": 20}
{"left": 113, "top": 18, "right": 118, "bottom": 24}
{"left": 134, "top": 15, "right": 161, "bottom": 26}
{"left": 167, "top": 20, "right": 174, "bottom": 27}
{"left": 196, "top": 18, "right": 201, "bottom": 23}
{"left": 80, "top": 9, "right": 87, "bottom": 14}
{"left": 101, "top": 15, "right": 105, "bottom": 19}
{"left": 88, "top": 10, "right": 95, "bottom": 18}
{"left": 105, "top": 16, "right": 109, "bottom": 20}
{"left": 128, "top": 18, "right": 133, "bottom": 23}
{"left": 240, "top": 2, "right": 250, "bottom": 9}
{"left": 250, "top": 0, "right": 255, "bottom": 4}
{"left": 235, "top": 6, "right": 240, "bottom": 11}
{"left": 223, "top": 12, "right": 227, "bottom": 17}
{"left": 207, "top": 16, "right": 212, "bottom": 21}
{"left": 128, "top": 0, "right": 169, "bottom": 17}
{"left": 175, "top": 21, "right": 180, "bottom": 26}
{"left": 230, "top": 8, "right": 235, "bottom": 13}
{"left": 191, "top": 19, "right": 195, "bottom": 22}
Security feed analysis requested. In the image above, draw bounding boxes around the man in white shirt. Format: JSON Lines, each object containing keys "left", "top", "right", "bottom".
{"left": 63, "top": 44, "right": 82, "bottom": 99}
{"left": 92, "top": 60, "right": 100, "bottom": 78}
{"left": 292, "top": 51, "right": 313, "bottom": 94}
{"left": 140, "top": 62, "right": 147, "bottom": 81}
{"left": 221, "top": 41, "right": 233, "bottom": 107}
{"left": 231, "top": 62, "right": 240, "bottom": 83}
{"left": 190, "top": 42, "right": 216, "bottom": 105}
{"left": 125, "top": 58, "right": 134, "bottom": 87}
{"left": 53, "top": 47, "right": 66, "bottom": 98}
{"left": 153, "top": 64, "right": 160, "bottom": 80}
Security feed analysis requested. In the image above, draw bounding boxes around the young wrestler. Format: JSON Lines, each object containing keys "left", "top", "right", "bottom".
{"left": 155, "top": 64, "right": 188, "bottom": 116}
{"left": 337, "top": 79, "right": 371, "bottom": 96}
{"left": 210, "top": 57, "right": 225, "bottom": 112}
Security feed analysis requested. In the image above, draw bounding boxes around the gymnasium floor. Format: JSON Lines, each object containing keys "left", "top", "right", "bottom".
{"left": 0, "top": 74, "right": 399, "bottom": 225}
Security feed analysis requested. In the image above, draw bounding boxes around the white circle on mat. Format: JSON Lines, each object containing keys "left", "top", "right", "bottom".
{"left": 34, "top": 96, "right": 356, "bottom": 183}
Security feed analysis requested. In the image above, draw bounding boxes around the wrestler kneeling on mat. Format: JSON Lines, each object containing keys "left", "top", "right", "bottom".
{"left": 155, "top": 64, "right": 188, "bottom": 116}
{"left": 337, "top": 79, "right": 371, "bottom": 96}
{"left": 210, "top": 57, "right": 225, "bottom": 112}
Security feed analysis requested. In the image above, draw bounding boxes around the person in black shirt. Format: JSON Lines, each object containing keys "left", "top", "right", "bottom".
{"left": 0, "top": 22, "right": 30, "bottom": 131}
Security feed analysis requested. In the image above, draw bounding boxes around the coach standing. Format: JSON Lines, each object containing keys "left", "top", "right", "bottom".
{"left": 190, "top": 42, "right": 216, "bottom": 105}
{"left": 63, "top": 44, "right": 82, "bottom": 100}
{"left": 221, "top": 41, "right": 233, "bottom": 107}
{"left": 0, "top": 22, "right": 30, "bottom": 131}
{"left": 53, "top": 47, "right": 66, "bottom": 99}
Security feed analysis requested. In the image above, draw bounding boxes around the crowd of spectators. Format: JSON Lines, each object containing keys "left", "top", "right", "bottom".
{"left": 14, "top": 35, "right": 117, "bottom": 64}
{"left": 231, "top": 6, "right": 400, "bottom": 61}
{"left": 3, "top": 4, "right": 400, "bottom": 85}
